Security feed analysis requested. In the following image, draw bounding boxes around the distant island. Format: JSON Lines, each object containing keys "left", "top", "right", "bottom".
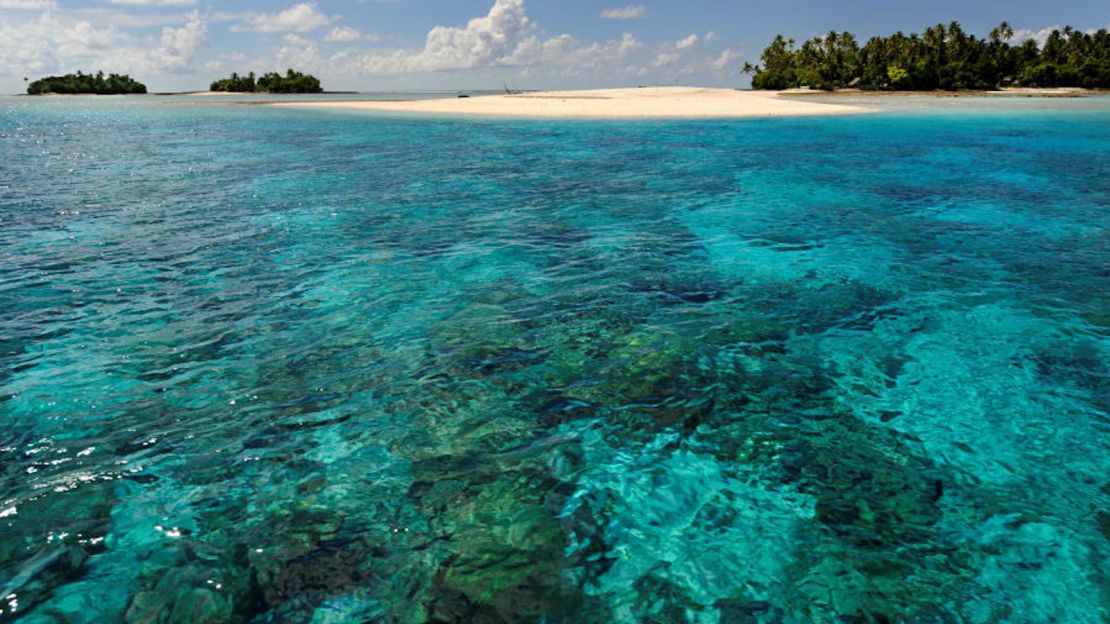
{"left": 744, "top": 22, "right": 1110, "bottom": 91}
{"left": 209, "top": 69, "right": 323, "bottom": 94}
{"left": 26, "top": 71, "right": 147, "bottom": 95}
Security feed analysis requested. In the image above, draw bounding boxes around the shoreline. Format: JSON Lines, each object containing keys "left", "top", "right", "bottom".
{"left": 268, "top": 87, "right": 878, "bottom": 120}
{"left": 781, "top": 87, "right": 1101, "bottom": 98}
{"left": 163, "top": 91, "right": 359, "bottom": 97}
{"left": 13, "top": 87, "right": 1102, "bottom": 101}
{"left": 10, "top": 91, "right": 357, "bottom": 97}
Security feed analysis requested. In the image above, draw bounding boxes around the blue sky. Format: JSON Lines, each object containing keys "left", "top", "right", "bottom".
{"left": 1, "top": 0, "right": 1107, "bottom": 93}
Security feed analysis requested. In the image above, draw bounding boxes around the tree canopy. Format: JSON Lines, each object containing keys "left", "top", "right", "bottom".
{"left": 26, "top": 72, "right": 147, "bottom": 95}
{"left": 209, "top": 69, "right": 323, "bottom": 94}
{"left": 744, "top": 23, "right": 1110, "bottom": 91}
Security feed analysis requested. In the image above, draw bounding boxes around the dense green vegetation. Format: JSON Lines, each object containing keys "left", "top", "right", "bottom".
{"left": 209, "top": 69, "right": 323, "bottom": 93}
{"left": 26, "top": 71, "right": 147, "bottom": 95}
{"left": 744, "top": 22, "right": 1110, "bottom": 91}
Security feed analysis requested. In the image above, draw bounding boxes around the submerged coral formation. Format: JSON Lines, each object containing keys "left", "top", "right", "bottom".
{"left": 0, "top": 101, "right": 1107, "bottom": 623}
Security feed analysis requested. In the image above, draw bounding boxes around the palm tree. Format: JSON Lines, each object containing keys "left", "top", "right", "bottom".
{"left": 990, "top": 21, "right": 1015, "bottom": 44}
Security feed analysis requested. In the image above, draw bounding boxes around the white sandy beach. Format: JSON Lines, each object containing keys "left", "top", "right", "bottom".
{"left": 271, "top": 87, "right": 877, "bottom": 119}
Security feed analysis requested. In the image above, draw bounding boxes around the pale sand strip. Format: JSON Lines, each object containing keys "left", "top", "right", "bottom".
{"left": 270, "top": 87, "right": 876, "bottom": 119}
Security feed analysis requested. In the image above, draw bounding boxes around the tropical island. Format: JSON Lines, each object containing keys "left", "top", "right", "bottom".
{"left": 743, "top": 22, "right": 1110, "bottom": 91}
{"left": 26, "top": 71, "right": 147, "bottom": 95}
{"left": 209, "top": 69, "right": 323, "bottom": 94}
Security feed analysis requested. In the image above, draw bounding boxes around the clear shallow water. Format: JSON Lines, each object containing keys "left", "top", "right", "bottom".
{"left": 0, "top": 96, "right": 1108, "bottom": 623}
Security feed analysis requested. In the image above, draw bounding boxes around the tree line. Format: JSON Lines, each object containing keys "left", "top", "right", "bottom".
{"left": 744, "top": 22, "right": 1110, "bottom": 90}
{"left": 26, "top": 72, "right": 147, "bottom": 95}
{"left": 210, "top": 69, "right": 323, "bottom": 93}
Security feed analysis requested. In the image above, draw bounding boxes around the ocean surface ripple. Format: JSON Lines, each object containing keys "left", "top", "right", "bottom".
{"left": 0, "top": 97, "right": 1108, "bottom": 623}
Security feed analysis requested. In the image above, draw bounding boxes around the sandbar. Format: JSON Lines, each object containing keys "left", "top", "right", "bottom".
{"left": 269, "top": 86, "right": 877, "bottom": 119}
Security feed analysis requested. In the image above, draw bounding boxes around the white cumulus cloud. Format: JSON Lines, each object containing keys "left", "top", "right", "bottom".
{"left": 711, "top": 48, "right": 741, "bottom": 71}
{"left": 651, "top": 33, "right": 701, "bottom": 68}
{"left": 0, "top": 14, "right": 118, "bottom": 77}
{"left": 0, "top": 10, "right": 207, "bottom": 79}
{"left": 0, "top": 0, "right": 55, "bottom": 8}
{"left": 600, "top": 5, "right": 646, "bottom": 20}
{"left": 324, "top": 26, "right": 377, "bottom": 43}
{"left": 273, "top": 33, "right": 323, "bottom": 70}
{"left": 355, "top": 0, "right": 534, "bottom": 75}
{"left": 348, "top": 0, "right": 645, "bottom": 77}
{"left": 528, "top": 32, "right": 642, "bottom": 70}
{"left": 676, "top": 34, "right": 699, "bottom": 49}
{"left": 1010, "top": 25, "right": 1066, "bottom": 47}
{"left": 148, "top": 11, "right": 207, "bottom": 73}
{"left": 233, "top": 2, "right": 335, "bottom": 34}
{"left": 253, "top": 0, "right": 647, "bottom": 84}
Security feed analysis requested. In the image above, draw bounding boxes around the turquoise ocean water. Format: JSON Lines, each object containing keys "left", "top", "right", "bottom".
{"left": 0, "top": 95, "right": 1108, "bottom": 623}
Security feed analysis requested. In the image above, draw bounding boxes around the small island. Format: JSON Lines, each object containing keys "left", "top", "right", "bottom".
{"left": 744, "top": 22, "right": 1110, "bottom": 91}
{"left": 209, "top": 69, "right": 323, "bottom": 94}
{"left": 26, "top": 71, "right": 147, "bottom": 95}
